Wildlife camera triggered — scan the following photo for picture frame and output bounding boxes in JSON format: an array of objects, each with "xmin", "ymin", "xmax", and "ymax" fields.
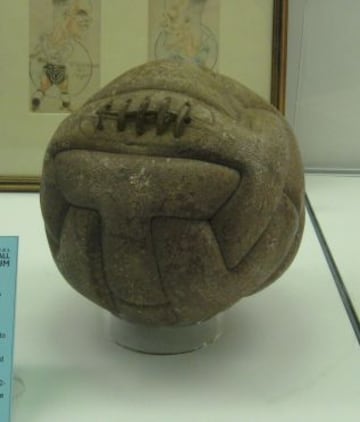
[{"xmin": 0, "ymin": 0, "xmax": 288, "ymax": 192}]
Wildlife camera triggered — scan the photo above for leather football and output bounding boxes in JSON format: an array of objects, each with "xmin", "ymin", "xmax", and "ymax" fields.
[{"xmin": 40, "ymin": 60, "xmax": 305, "ymax": 326}]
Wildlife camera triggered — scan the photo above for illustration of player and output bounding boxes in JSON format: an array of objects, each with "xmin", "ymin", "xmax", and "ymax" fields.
[
  {"xmin": 30, "ymin": 0, "xmax": 93, "ymax": 112},
  {"xmin": 155, "ymin": 0, "xmax": 218, "ymax": 69}
]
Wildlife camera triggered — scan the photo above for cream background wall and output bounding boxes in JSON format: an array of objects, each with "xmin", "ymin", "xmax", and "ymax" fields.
[
  {"xmin": 287, "ymin": 0, "xmax": 360, "ymax": 171},
  {"xmin": 0, "ymin": 0, "xmax": 273, "ymax": 177}
]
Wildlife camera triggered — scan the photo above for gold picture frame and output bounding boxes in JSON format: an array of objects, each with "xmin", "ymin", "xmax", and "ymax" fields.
[{"xmin": 0, "ymin": 0, "xmax": 288, "ymax": 192}]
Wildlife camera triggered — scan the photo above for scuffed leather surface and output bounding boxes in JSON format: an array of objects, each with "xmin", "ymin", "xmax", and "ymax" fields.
[{"xmin": 40, "ymin": 60, "xmax": 305, "ymax": 325}]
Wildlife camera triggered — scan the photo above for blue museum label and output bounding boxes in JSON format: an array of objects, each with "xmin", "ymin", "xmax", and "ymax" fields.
[{"xmin": 0, "ymin": 237, "xmax": 19, "ymax": 422}]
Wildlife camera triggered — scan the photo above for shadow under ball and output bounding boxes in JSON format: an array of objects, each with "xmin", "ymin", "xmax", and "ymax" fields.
[{"xmin": 40, "ymin": 60, "xmax": 305, "ymax": 326}]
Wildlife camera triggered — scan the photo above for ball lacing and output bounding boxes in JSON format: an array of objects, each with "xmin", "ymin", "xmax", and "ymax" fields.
[{"xmin": 95, "ymin": 97, "xmax": 192, "ymax": 138}]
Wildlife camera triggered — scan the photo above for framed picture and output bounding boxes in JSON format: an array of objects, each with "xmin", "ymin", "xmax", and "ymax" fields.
[{"xmin": 0, "ymin": 0, "xmax": 287, "ymax": 192}]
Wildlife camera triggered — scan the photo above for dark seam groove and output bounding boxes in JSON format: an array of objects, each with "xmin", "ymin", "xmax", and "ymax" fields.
[
  {"xmin": 253, "ymin": 206, "xmax": 304, "ymax": 294},
  {"xmin": 150, "ymin": 217, "xmax": 179, "ymax": 323},
  {"xmin": 87, "ymin": 209, "xmax": 120, "ymax": 313},
  {"xmin": 225, "ymin": 192, "xmax": 299, "ymax": 273},
  {"xmin": 53, "ymin": 149, "xmax": 243, "ymax": 175},
  {"xmin": 60, "ymin": 203, "xmax": 172, "ymax": 310},
  {"xmin": 53, "ymin": 150, "xmax": 296, "ymax": 272}
]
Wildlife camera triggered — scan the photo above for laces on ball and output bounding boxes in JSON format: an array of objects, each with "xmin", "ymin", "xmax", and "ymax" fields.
[{"xmin": 95, "ymin": 97, "xmax": 192, "ymax": 138}]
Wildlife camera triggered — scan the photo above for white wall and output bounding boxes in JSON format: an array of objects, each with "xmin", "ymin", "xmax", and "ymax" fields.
[{"xmin": 286, "ymin": 0, "xmax": 360, "ymax": 171}]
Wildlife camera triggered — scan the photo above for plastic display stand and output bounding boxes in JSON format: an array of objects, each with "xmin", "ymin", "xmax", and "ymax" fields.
[{"xmin": 108, "ymin": 314, "xmax": 223, "ymax": 355}]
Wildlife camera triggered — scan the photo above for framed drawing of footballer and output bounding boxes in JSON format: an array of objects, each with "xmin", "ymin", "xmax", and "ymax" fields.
[{"xmin": 0, "ymin": 0, "xmax": 287, "ymax": 191}]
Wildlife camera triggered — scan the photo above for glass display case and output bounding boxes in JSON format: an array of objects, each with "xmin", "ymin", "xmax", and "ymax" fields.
[{"xmin": 0, "ymin": 1, "xmax": 359, "ymax": 421}]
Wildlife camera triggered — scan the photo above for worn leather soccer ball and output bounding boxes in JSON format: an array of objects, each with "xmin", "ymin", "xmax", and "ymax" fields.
[{"xmin": 40, "ymin": 60, "xmax": 305, "ymax": 326}]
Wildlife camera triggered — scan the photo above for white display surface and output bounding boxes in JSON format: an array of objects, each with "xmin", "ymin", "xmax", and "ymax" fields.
[
  {"xmin": 0, "ymin": 192, "xmax": 358, "ymax": 421},
  {"xmin": 287, "ymin": 0, "xmax": 360, "ymax": 171},
  {"xmin": 306, "ymin": 173, "xmax": 360, "ymax": 315}
]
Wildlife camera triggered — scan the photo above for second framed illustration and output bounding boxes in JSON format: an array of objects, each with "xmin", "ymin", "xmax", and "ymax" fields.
[{"xmin": 0, "ymin": 0, "xmax": 287, "ymax": 191}]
